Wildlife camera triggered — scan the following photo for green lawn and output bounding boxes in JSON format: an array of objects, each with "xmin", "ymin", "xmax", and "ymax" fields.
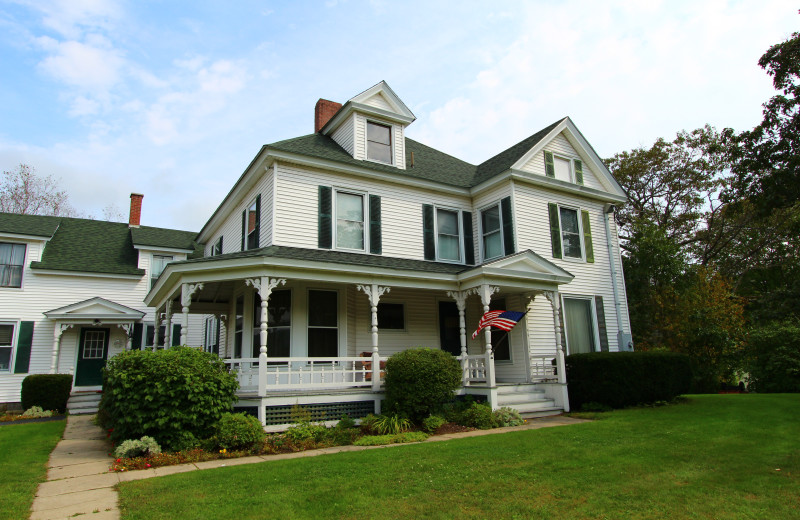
[
  {"xmin": 118, "ymin": 395, "xmax": 800, "ymax": 519},
  {"xmin": 0, "ymin": 419, "xmax": 66, "ymax": 520}
]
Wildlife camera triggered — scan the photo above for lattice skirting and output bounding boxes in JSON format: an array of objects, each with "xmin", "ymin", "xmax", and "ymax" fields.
[{"xmin": 235, "ymin": 400, "xmax": 375, "ymax": 426}]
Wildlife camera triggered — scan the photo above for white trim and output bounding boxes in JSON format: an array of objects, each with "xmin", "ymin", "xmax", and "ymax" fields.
[
  {"xmin": 31, "ymin": 269, "xmax": 143, "ymax": 280},
  {"xmin": 133, "ymin": 245, "xmax": 193, "ymax": 254},
  {"xmin": 0, "ymin": 320, "xmax": 19, "ymax": 373},
  {"xmin": 333, "ymin": 188, "xmax": 368, "ymax": 253},
  {"xmin": 0, "ymin": 232, "xmax": 50, "ymax": 242}
]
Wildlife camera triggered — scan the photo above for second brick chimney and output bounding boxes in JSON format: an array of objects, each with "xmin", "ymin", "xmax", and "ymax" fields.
[
  {"xmin": 315, "ymin": 99, "xmax": 342, "ymax": 133},
  {"xmin": 129, "ymin": 193, "xmax": 144, "ymax": 227}
]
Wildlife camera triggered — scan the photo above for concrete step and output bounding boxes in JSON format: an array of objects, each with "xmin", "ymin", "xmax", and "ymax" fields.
[
  {"xmin": 496, "ymin": 384, "xmax": 545, "ymax": 395},
  {"xmin": 496, "ymin": 392, "xmax": 549, "ymax": 406},
  {"xmin": 519, "ymin": 408, "xmax": 564, "ymax": 419},
  {"xmin": 67, "ymin": 392, "xmax": 102, "ymax": 415}
]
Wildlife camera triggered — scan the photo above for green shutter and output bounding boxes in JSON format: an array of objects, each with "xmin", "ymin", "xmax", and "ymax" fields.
[
  {"xmin": 548, "ymin": 203, "xmax": 562, "ymax": 259},
  {"xmin": 254, "ymin": 194, "xmax": 261, "ymax": 249},
  {"xmin": 544, "ymin": 151, "xmax": 555, "ymax": 178},
  {"xmin": 172, "ymin": 324, "xmax": 182, "ymax": 346},
  {"xmin": 369, "ymin": 194, "xmax": 382, "ymax": 254},
  {"xmin": 318, "ymin": 186, "xmax": 332, "ymax": 249},
  {"xmin": 582, "ymin": 210, "xmax": 594, "ymax": 263},
  {"xmin": 574, "ymin": 159, "xmax": 584, "ymax": 185},
  {"xmin": 13, "ymin": 321, "xmax": 34, "ymax": 374},
  {"xmin": 595, "ymin": 296, "xmax": 609, "ymax": 352},
  {"xmin": 500, "ymin": 196, "xmax": 515, "ymax": 256},
  {"xmin": 422, "ymin": 204, "xmax": 435, "ymax": 260},
  {"xmin": 240, "ymin": 210, "xmax": 246, "ymax": 251},
  {"xmin": 132, "ymin": 323, "xmax": 143, "ymax": 350},
  {"xmin": 462, "ymin": 211, "xmax": 475, "ymax": 265}
]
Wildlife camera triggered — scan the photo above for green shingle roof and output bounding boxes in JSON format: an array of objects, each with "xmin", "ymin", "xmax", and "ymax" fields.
[
  {"xmin": 0, "ymin": 212, "xmax": 201, "ymax": 276},
  {"xmin": 267, "ymin": 120, "xmax": 563, "ymax": 189}
]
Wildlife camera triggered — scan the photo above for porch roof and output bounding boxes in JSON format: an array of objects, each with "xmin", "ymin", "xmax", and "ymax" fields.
[
  {"xmin": 44, "ymin": 296, "xmax": 145, "ymax": 323},
  {"xmin": 146, "ymin": 245, "xmax": 573, "ymax": 308}
]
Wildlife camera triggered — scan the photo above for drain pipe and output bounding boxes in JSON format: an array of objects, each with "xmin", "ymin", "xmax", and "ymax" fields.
[{"xmin": 603, "ymin": 204, "xmax": 632, "ymax": 351}]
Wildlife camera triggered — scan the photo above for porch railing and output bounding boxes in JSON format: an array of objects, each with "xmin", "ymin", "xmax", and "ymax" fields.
[
  {"xmin": 458, "ymin": 352, "xmax": 496, "ymax": 387},
  {"xmin": 225, "ymin": 355, "xmax": 384, "ymax": 394},
  {"xmin": 529, "ymin": 354, "xmax": 558, "ymax": 382}
]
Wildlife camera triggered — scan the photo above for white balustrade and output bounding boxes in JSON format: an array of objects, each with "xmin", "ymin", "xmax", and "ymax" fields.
[
  {"xmin": 529, "ymin": 354, "xmax": 558, "ymax": 381},
  {"xmin": 459, "ymin": 354, "xmax": 489, "ymax": 384}
]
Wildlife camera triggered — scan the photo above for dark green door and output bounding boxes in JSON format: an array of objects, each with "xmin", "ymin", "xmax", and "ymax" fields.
[
  {"xmin": 75, "ymin": 327, "xmax": 110, "ymax": 386},
  {"xmin": 438, "ymin": 302, "xmax": 461, "ymax": 356}
]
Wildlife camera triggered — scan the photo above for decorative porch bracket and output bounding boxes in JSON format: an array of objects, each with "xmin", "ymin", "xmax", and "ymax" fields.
[
  {"xmin": 544, "ymin": 290, "xmax": 567, "ymax": 384},
  {"xmin": 478, "ymin": 284, "xmax": 499, "ymax": 388},
  {"xmin": 446, "ymin": 288, "xmax": 476, "ymax": 386},
  {"xmin": 180, "ymin": 283, "xmax": 204, "ymax": 346},
  {"xmin": 50, "ymin": 323, "xmax": 73, "ymax": 374},
  {"xmin": 357, "ymin": 284, "xmax": 390, "ymax": 391}
]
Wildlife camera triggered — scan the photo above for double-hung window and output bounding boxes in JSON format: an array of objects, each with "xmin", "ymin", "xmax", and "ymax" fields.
[
  {"xmin": 481, "ymin": 205, "xmax": 504, "ymax": 260},
  {"xmin": 544, "ymin": 151, "xmax": 584, "ymax": 185},
  {"xmin": 308, "ymin": 290, "xmax": 338, "ymax": 357},
  {"xmin": 204, "ymin": 317, "xmax": 220, "ymax": 355},
  {"xmin": 0, "ymin": 242, "xmax": 25, "ymax": 288},
  {"xmin": 246, "ymin": 200, "xmax": 259, "ymax": 250},
  {"xmin": 211, "ymin": 236, "xmax": 223, "ymax": 256},
  {"xmin": 548, "ymin": 203, "xmax": 594, "ymax": 262},
  {"xmin": 150, "ymin": 255, "xmax": 173, "ymax": 288},
  {"xmin": 336, "ymin": 191, "xmax": 365, "ymax": 251},
  {"xmin": 559, "ymin": 207, "xmax": 583, "ymax": 259},
  {"xmin": 436, "ymin": 208, "xmax": 461, "ymax": 262},
  {"xmin": 366, "ymin": 121, "xmax": 392, "ymax": 164},
  {"xmin": 0, "ymin": 323, "xmax": 14, "ymax": 371},
  {"xmin": 252, "ymin": 290, "xmax": 291, "ymax": 358},
  {"xmin": 563, "ymin": 297, "xmax": 597, "ymax": 354},
  {"xmin": 143, "ymin": 323, "xmax": 166, "ymax": 349},
  {"xmin": 377, "ymin": 303, "xmax": 405, "ymax": 330}
]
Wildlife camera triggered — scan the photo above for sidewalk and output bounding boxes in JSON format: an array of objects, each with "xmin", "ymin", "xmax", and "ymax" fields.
[{"xmin": 31, "ymin": 414, "xmax": 588, "ymax": 519}]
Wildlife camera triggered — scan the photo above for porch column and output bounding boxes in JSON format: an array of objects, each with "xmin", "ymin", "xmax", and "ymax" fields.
[
  {"xmin": 120, "ymin": 323, "xmax": 133, "ymax": 351},
  {"xmin": 245, "ymin": 277, "xmax": 286, "ymax": 426},
  {"xmin": 50, "ymin": 322, "xmax": 72, "ymax": 374},
  {"xmin": 163, "ymin": 300, "xmax": 173, "ymax": 348},
  {"xmin": 447, "ymin": 289, "xmax": 475, "ymax": 386},
  {"xmin": 357, "ymin": 284, "xmax": 390, "ymax": 391},
  {"xmin": 545, "ymin": 291, "xmax": 567, "ymax": 385},
  {"xmin": 180, "ymin": 283, "xmax": 204, "ymax": 346},
  {"xmin": 479, "ymin": 284, "xmax": 499, "ymax": 388}
]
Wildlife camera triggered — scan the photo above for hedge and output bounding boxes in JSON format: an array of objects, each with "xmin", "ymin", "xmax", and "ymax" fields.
[
  {"xmin": 21, "ymin": 374, "xmax": 73, "ymax": 413},
  {"xmin": 745, "ymin": 323, "xmax": 800, "ymax": 393},
  {"xmin": 566, "ymin": 351, "xmax": 692, "ymax": 410},
  {"xmin": 100, "ymin": 347, "xmax": 238, "ymax": 451}
]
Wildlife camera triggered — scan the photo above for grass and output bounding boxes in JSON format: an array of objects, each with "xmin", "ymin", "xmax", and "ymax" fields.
[
  {"xmin": 0, "ymin": 419, "xmax": 66, "ymax": 520},
  {"xmin": 118, "ymin": 394, "xmax": 800, "ymax": 519}
]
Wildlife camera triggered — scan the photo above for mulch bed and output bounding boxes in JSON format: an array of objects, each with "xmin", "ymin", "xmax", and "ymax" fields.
[{"xmin": 433, "ymin": 423, "xmax": 476, "ymax": 435}]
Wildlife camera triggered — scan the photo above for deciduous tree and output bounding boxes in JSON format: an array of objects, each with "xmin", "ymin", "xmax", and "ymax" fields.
[{"xmin": 0, "ymin": 163, "xmax": 77, "ymax": 216}]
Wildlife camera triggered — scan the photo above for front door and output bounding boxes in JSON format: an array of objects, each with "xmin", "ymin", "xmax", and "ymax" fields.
[
  {"xmin": 438, "ymin": 302, "xmax": 461, "ymax": 356},
  {"xmin": 75, "ymin": 327, "xmax": 110, "ymax": 387}
]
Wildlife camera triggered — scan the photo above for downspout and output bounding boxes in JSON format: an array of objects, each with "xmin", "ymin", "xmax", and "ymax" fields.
[{"xmin": 603, "ymin": 204, "xmax": 632, "ymax": 351}]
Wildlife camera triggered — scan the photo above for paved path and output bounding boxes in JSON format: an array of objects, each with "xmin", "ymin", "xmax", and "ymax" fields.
[{"xmin": 31, "ymin": 414, "xmax": 588, "ymax": 519}]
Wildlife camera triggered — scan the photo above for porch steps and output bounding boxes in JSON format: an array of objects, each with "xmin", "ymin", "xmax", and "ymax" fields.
[
  {"xmin": 67, "ymin": 391, "xmax": 102, "ymax": 415},
  {"xmin": 495, "ymin": 384, "xmax": 563, "ymax": 418}
]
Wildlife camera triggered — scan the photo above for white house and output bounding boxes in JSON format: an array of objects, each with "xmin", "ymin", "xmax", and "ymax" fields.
[
  {"xmin": 145, "ymin": 81, "xmax": 633, "ymax": 429},
  {"xmin": 0, "ymin": 196, "xmax": 205, "ymax": 411}
]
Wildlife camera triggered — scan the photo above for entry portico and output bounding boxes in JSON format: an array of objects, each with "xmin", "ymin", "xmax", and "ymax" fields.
[{"xmin": 145, "ymin": 245, "xmax": 574, "ymax": 427}]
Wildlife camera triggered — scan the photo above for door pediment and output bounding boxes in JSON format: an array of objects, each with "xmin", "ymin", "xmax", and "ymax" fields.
[{"xmin": 44, "ymin": 297, "xmax": 145, "ymax": 322}]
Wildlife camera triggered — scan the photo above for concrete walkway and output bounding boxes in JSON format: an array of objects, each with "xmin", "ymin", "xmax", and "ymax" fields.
[{"xmin": 31, "ymin": 414, "xmax": 588, "ymax": 519}]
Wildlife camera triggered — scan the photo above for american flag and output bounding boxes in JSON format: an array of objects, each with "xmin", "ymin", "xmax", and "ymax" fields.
[{"xmin": 471, "ymin": 310, "xmax": 527, "ymax": 339}]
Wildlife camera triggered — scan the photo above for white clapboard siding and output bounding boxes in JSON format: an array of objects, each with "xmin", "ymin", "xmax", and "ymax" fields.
[
  {"xmin": 513, "ymin": 183, "xmax": 631, "ymax": 351},
  {"xmin": 0, "ymin": 243, "xmax": 205, "ymax": 402},
  {"xmin": 204, "ymin": 168, "xmax": 274, "ymax": 256},
  {"xmin": 273, "ymin": 163, "xmax": 471, "ymax": 259},
  {"xmin": 519, "ymin": 132, "xmax": 605, "ymax": 191},
  {"xmin": 331, "ymin": 114, "xmax": 356, "ymax": 156}
]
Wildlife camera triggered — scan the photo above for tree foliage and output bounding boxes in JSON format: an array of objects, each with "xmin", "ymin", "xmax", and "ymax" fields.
[{"xmin": 0, "ymin": 164, "xmax": 77, "ymax": 216}]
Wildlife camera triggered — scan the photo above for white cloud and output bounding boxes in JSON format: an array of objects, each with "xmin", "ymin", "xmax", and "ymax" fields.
[
  {"xmin": 26, "ymin": 0, "xmax": 122, "ymax": 39},
  {"xmin": 37, "ymin": 35, "xmax": 123, "ymax": 90}
]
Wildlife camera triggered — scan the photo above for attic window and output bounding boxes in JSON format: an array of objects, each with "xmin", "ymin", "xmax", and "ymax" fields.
[{"xmin": 366, "ymin": 121, "xmax": 392, "ymax": 164}]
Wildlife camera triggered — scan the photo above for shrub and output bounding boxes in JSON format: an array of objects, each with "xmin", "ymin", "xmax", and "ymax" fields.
[
  {"xmin": 371, "ymin": 414, "xmax": 411, "ymax": 435},
  {"xmin": 336, "ymin": 414, "xmax": 356, "ymax": 430},
  {"xmin": 21, "ymin": 374, "xmax": 73, "ymax": 413},
  {"xmin": 459, "ymin": 402, "xmax": 495, "ymax": 429},
  {"xmin": 492, "ymin": 407, "xmax": 524, "ymax": 427},
  {"xmin": 100, "ymin": 347, "xmax": 238, "ymax": 451},
  {"xmin": 359, "ymin": 414, "xmax": 379, "ymax": 434},
  {"xmin": 383, "ymin": 348, "xmax": 462, "ymax": 423},
  {"xmin": 114, "ymin": 436, "xmax": 161, "ymax": 459},
  {"xmin": 745, "ymin": 322, "xmax": 800, "ymax": 393},
  {"xmin": 23, "ymin": 406, "xmax": 53, "ymax": 418},
  {"xmin": 566, "ymin": 351, "xmax": 692, "ymax": 410},
  {"xmin": 285, "ymin": 421, "xmax": 327, "ymax": 443},
  {"xmin": 212, "ymin": 413, "xmax": 266, "ymax": 451},
  {"xmin": 422, "ymin": 414, "xmax": 446, "ymax": 433},
  {"xmin": 353, "ymin": 432, "xmax": 428, "ymax": 446}
]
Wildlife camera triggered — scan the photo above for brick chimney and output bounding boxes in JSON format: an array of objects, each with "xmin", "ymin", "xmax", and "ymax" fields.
[
  {"xmin": 315, "ymin": 99, "xmax": 342, "ymax": 133},
  {"xmin": 129, "ymin": 193, "xmax": 144, "ymax": 227}
]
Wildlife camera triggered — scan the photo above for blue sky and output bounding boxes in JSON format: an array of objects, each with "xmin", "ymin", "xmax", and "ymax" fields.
[{"xmin": 0, "ymin": 0, "xmax": 796, "ymax": 230}]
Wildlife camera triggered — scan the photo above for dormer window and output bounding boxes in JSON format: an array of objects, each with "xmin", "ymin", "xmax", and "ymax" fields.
[
  {"xmin": 544, "ymin": 151, "xmax": 584, "ymax": 185},
  {"xmin": 366, "ymin": 121, "xmax": 392, "ymax": 164}
]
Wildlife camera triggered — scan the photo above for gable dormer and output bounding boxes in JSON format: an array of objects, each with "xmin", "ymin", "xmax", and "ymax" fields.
[{"xmin": 319, "ymin": 81, "xmax": 416, "ymax": 170}]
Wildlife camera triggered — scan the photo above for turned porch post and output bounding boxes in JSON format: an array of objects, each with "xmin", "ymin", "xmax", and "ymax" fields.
[
  {"xmin": 245, "ymin": 277, "xmax": 286, "ymax": 404},
  {"xmin": 163, "ymin": 300, "xmax": 173, "ymax": 348},
  {"xmin": 50, "ymin": 323, "xmax": 71, "ymax": 374},
  {"xmin": 545, "ymin": 291, "xmax": 567, "ymax": 385},
  {"xmin": 479, "ymin": 284, "xmax": 499, "ymax": 387},
  {"xmin": 180, "ymin": 283, "xmax": 204, "ymax": 346},
  {"xmin": 447, "ymin": 289, "xmax": 474, "ymax": 386},
  {"xmin": 357, "ymin": 284, "xmax": 390, "ymax": 391}
]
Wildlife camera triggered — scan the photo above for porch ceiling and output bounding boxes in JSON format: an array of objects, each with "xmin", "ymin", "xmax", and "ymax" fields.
[{"xmin": 146, "ymin": 246, "xmax": 573, "ymax": 309}]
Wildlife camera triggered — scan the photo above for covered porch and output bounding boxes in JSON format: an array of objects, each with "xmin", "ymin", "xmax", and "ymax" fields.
[{"xmin": 145, "ymin": 246, "xmax": 574, "ymax": 426}]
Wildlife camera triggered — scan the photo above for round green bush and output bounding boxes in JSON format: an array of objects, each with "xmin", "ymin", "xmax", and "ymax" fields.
[
  {"xmin": 492, "ymin": 407, "xmax": 524, "ymax": 427},
  {"xmin": 100, "ymin": 347, "xmax": 238, "ymax": 451},
  {"xmin": 212, "ymin": 412, "xmax": 266, "ymax": 451},
  {"xmin": 459, "ymin": 402, "xmax": 496, "ymax": 429},
  {"xmin": 21, "ymin": 374, "xmax": 73, "ymax": 413},
  {"xmin": 383, "ymin": 348, "xmax": 461, "ymax": 423}
]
